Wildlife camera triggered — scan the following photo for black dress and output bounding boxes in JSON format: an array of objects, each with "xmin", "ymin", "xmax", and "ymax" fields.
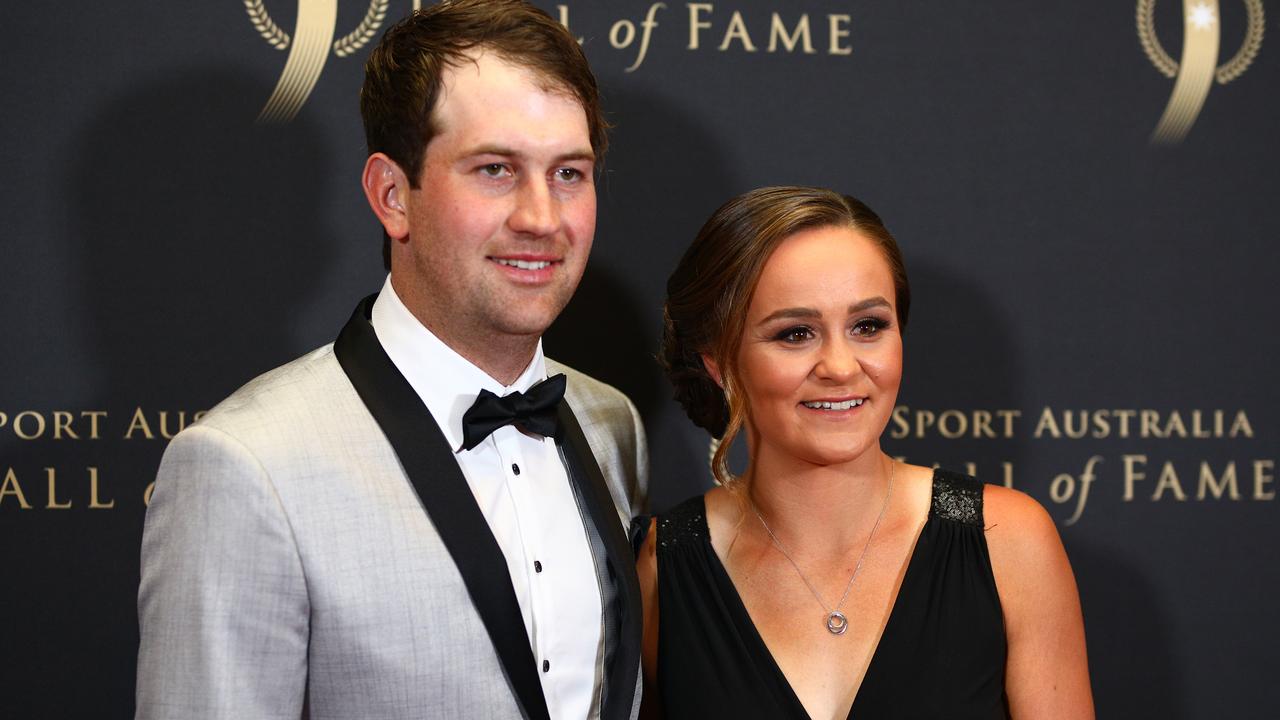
[{"xmin": 648, "ymin": 469, "xmax": 1008, "ymax": 719}]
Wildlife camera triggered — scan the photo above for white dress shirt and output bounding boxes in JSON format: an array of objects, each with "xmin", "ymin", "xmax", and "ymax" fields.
[{"xmin": 371, "ymin": 276, "xmax": 604, "ymax": 719}]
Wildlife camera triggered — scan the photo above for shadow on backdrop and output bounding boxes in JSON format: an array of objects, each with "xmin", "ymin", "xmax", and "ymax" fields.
[
  {"xmin": 72, "ymin": 69, "xmax": 336, "ymax": 402},
  {"xmin": 1070, "ymin": 541, "xmax": 1188, "ymax": 719},
  {"xmin": 888, "ymin": 259, "xmax": 1030, "ymax": 489},
  {"xmin": 545, "ymin": 83, "xmax": 739, "ymax": 512},
  {"xmin": 891, "ymin": 260, "xmax": 1185, "ymax": 715},
  {"xmin": 1, "ymin": 67, "xmax": 337, "ymax": 719}
]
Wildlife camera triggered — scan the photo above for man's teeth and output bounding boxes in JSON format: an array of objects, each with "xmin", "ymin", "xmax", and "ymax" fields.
[
  {"xmin": 495, "ymin": 259, "xmax": 551, "ymax": 270},
  {"xmin": 803, "ymin": 399, "xmax": 864, "ymax": 410}
]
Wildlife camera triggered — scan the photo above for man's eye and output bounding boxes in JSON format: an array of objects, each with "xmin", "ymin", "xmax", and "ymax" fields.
[
  {"xmin": 480, "ymin": 163, "xmax": 509, "ymax": 178},
  {"xmin": 852, "ymin": 318, "xmax": 890, "ymax": 336},
  {"xmin": 774, "ymin": 326, "xmax": 814, "ymax": 343},
  {"xmin": 555, "ymin": 167, "xmax": 583, "ymax": 182}
]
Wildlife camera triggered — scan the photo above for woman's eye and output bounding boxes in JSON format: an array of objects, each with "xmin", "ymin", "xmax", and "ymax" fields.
[
  {"xmin": 774, "ymin": 326, "xmax": 814, "ymax": 343},
  {"xmin": 852, "ymin": 318, "xmax": 890, "ymax": 336}
]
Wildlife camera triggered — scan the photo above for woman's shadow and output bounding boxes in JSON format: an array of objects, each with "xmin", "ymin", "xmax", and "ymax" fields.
[
  {"xmin": 1071, "ymin": 541, "xmax": 1189, "ymax": 718},
  {"xmin": 884, "ymin": 260, "xmax": 1188, "ymax": 716}
]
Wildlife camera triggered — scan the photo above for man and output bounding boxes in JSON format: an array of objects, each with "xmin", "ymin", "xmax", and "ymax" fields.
[{"xmin": 135, "ymin": 2, "xmax": 647, "ymax": 718}]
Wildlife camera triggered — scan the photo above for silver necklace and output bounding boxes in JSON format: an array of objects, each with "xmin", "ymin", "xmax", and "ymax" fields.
[{"xmin": 750, "ymin": 460, "xmax": 895, "ymax": 636}]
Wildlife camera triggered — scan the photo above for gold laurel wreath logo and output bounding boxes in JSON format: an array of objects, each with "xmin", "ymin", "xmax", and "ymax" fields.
[
  {"xmin": 336, "ymin": 0, "xmax": 391, "ymax": 57},
  {"xmin": 244, "ymin": 0, "xmax": 405, "ymax": 123},
  {"xmin": 245, "ymin": 0, "xmax": 292, "ymax": 49},
  {"xmin": 1136, "ymin": 0, "xmax": 1265, "ymax": 143}
]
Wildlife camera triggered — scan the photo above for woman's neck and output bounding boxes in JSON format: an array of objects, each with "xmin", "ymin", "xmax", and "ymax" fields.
[{"xmin": 743, "ymin": 447, "xmax": 895, "ymax": 553}]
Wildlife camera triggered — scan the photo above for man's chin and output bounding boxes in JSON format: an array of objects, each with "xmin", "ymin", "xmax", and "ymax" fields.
[
  {"xmin": 490, "ymin": 294, "xmax": 573, "ymax": 332},
  {"xmin": 489, "ymin": 309, "xmax": 565, "ymax": 340}
]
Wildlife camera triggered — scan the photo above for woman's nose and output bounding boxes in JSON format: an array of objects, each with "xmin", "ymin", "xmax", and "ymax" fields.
[{"xmin": 813, "ymin": 339, "xmax": 861, "ymax": 382}]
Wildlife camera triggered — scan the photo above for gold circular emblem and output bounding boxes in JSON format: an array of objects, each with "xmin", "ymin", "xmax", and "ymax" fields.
[
  {"xmin": 1137, "ymin": 0, "xmax": 1265, "ymax": 84},
  {"xmin": 244, "ymin": 0, "xmax": 390, "ymax": 57}
]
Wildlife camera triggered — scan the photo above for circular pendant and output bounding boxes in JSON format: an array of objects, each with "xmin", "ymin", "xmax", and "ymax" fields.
[{"xmin": 826, "ymin": 611, "xmax": 849, "ymax": 635}]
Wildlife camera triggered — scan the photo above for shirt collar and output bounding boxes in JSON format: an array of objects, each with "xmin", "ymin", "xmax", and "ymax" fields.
[{"xmin": 369, "ymin": 274, "xmax": 547, "ymax": 452}]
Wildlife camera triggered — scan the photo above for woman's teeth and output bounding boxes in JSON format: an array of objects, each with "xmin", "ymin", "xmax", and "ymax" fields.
[{"xmin": 803, "ymin": 399, "xmax": 864, "ymax": 410}]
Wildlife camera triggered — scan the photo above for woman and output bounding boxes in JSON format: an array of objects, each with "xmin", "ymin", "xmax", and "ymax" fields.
[{"xmin": 637, "ymin": 187, "xmax": 1093, "ymax": 719}]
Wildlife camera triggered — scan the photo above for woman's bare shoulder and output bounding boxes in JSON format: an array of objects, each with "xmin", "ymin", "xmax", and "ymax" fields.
[
  {"xmin": 980, "ymin": 483, "xmax": 1080, "ymax": 636},
  {"xmin": 981, "ymin": 485, "xmax": 1094, "ymax": 715},
  {"xmin": 982, "ymin": 483, "xmax": 1062, "ymax": 558},
  {"xmin": 703, "ymin": 485, "xmax": 735, "ymax": 522}
]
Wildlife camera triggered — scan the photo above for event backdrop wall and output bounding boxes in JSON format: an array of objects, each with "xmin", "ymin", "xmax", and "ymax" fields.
[{"xmin": 1, "ymin": 1, "xmax": 1276, "ymax": 717}]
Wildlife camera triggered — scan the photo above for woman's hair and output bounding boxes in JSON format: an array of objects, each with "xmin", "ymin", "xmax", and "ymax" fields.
[{"xmin": 660, "ymin": 186, "xmax": 910, "ymax": 486}]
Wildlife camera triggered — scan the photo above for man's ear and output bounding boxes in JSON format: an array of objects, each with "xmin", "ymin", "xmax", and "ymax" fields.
[
  {"xmin": 362, "ymin": 153, "xmax": 411, "ymax": 241},
  {"xmin": 700, "ymin": 353, "xmax": 724, "ymax": 389}
]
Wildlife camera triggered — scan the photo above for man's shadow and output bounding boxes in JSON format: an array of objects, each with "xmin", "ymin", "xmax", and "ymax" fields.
[
  {"xmin": 70, "ymin": 69, "xmax": 338, "ymax": 402},
  {"xmin": 19, "ymin": 67, "xmax": 338, "ymax": 720},
  {"xmin": 545, "ymin": 85, "xmax": 741, "ymax": 512}
]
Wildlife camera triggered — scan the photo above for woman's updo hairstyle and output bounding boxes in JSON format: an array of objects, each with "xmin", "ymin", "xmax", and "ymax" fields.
[{"xmin": 661, "ymin": 186, "xmax": 909, "ymax": 486}]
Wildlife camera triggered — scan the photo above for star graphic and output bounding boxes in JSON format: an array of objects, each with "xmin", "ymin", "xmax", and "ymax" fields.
[{"xmin": 1188, "ymin": 2, "xmax": 1218, "ymax": 30}]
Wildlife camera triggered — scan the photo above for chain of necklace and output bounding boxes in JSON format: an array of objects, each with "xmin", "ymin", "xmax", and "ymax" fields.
[{"xmin": 750, "ymin": 460, "xmax": 895, "ymax": 636}]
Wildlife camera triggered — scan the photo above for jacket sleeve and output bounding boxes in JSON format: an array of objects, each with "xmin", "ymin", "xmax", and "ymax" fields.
[
  {"xmin": 623, "ymin": 394, "xmax": 650, "ymax": 517},
  {"xmin": 136, "ymin": 424, "xmax": 309, "ymax": 720}
]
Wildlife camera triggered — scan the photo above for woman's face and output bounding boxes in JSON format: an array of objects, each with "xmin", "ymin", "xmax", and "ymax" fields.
[{"xmin": 733, "ymin": 224, "xmax": 903, "ymax": 469}]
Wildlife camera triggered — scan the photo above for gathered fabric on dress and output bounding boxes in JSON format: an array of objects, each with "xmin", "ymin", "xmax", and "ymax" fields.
[{"xmin": 642, "ymin": 469, "xmax": 1008, "ymax": 720}]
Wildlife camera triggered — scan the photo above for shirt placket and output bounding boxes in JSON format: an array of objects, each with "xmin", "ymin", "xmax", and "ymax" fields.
[{"xmin": 492, "ymin": 428, "xmax": 561, "ymax": 716}]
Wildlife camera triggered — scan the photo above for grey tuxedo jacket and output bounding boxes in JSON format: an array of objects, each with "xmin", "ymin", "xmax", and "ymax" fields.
[{"xmin": 136, "ymin": 298, "xmax": 648, "ymax": 720}]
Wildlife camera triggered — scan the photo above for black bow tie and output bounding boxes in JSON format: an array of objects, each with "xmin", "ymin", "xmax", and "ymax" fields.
[{"xmin": 459, "ymin": 373, "xmax": 566, "ymax": 452}]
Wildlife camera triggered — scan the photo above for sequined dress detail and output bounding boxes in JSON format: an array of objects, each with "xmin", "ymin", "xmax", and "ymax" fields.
[{"xmin": 648, "ymin": 469, "xmax": 1008, "ymax": 719}]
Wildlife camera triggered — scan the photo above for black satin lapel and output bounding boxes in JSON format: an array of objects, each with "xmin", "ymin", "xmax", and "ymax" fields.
[
  {"xmin": 556, "ymin": 403, "xmax": 643, "ymax": 720},
  {"xmin": 334, "ymin": 295, "xmax": 550, "ymax": 720}
]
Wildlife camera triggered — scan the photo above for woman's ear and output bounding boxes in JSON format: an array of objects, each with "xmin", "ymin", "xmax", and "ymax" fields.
[{"xmin": 700, "ymin": 353, "xmax": 724, "ymax": 389}]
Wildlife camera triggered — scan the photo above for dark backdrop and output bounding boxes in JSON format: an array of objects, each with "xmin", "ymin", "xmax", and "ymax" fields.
[{"xmin": 1, "ymin": 1, "xmax": 1276, "ymax": 717}]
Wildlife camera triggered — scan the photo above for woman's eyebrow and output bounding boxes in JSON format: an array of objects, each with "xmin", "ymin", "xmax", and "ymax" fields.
[
  {"xmin": 758, "ymin": 296, "xmax": 891, "ymax": 325},
  {"xmin": 758, "ymin": 307, "xmax": 820, "ymax": 324},
  {"xmin": 849, "ymin": 297, "xmax": 891, "ymax": 314}
]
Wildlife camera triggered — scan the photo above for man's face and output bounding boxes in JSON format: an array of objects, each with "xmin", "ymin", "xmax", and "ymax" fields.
[{"xmin": 394, "ymin": 51, "xmax": 596, "ymax": 348}]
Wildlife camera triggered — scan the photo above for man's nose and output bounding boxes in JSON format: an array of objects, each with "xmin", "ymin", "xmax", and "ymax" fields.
[{"xmin": 508, "ymin": 178, "xmax": 557, "ymax": 237}]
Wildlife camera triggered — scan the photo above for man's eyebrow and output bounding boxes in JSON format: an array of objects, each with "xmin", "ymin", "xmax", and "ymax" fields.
[
  {"xmin": 459, "ymin": 145, "xmax": 595, "ymax": 164},
  {"xmin": 555, "ymin": 150, "xmax": 596, "ymax": 164},
  {"xmin": 460, "ymin": 144, "xmax": 519, "ymax": 159},
  {"xmin": 757, "ymin": 297, "xmax": 892, "ymax": 324}
]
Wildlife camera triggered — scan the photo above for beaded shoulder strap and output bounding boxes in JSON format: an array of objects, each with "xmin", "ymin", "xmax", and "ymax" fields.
[
  {"xmin": 930, "ymin": 469, "xmax": 986, "ymax": 528},
  {"xmin": 656, "ymin": 495, "xmax": 710, "ymax": 549}
]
